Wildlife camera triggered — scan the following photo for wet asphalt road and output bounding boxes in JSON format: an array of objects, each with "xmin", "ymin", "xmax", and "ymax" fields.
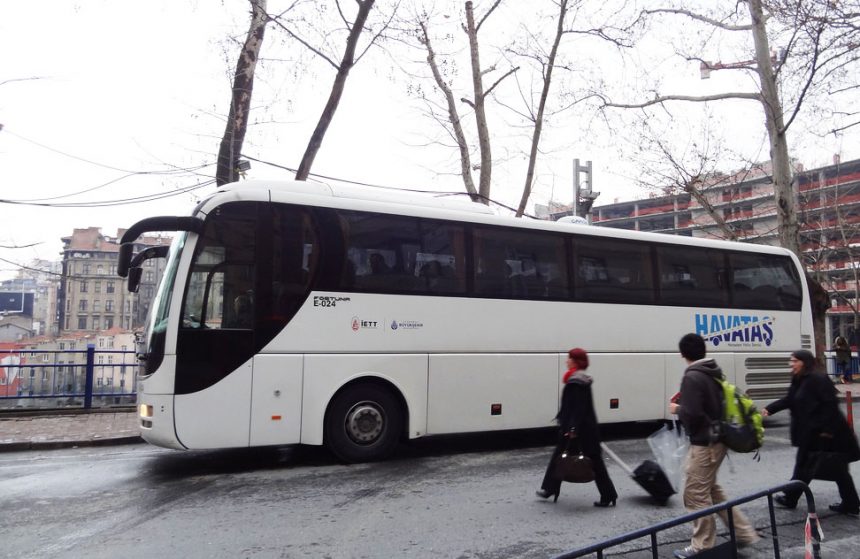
[{"xmin": 2, "ymin": 417, "xmax": 860, "ymax": 559}]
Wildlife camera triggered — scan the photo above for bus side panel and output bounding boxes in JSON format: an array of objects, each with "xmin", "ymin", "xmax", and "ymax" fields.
[
  {"xmin": 300, "ymin": 354, "xmax": 428, "ymax": 446},
  {"xmin": 427, "ymin": 354, "xmax": 557, "ymax": 434},
  {"xmin": 174, "ymin": 360, "xmax": 253, "ymax": 449},
  {"xmin": 249, "ymin": 354, "xmax": 303, "ymax": 447},
  {"xmin": 588, "ymin": 354, "xmax": 668, "ymax": 423}
]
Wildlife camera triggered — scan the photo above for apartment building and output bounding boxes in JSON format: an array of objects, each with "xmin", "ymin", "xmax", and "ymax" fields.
[
  {"xmin": 3, "ymin": 330, "xmax": 137, "ymax": 409},
  {"xmin": 536, "ymin": 157, "xmax": 860, "ymax": 343},
  {"xmin": 58, "ymin": 227, "xmax": 170, "ymax": 334},
  {"xmin": 1, "ymin": 259, "xmax": 61, "ymax": 338}
]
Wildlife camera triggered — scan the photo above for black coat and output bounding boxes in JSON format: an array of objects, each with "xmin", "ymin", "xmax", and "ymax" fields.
[
  {"xmin": 765, "ymin": 370, "xmax": 860, "ymax": 459},
  {"xmin": 556, "ymin": 378, "xmax": 602, "ymax": 456}
]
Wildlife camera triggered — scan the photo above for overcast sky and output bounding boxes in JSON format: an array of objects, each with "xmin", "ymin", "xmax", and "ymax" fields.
[{"xmin": 1, "ymin": 0, "xmax": 857, "ymax": 282}]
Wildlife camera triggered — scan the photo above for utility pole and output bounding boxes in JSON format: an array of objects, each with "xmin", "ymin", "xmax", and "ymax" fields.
[{"xmin": 573, "ymin": 159, "xmax": 599, "ymax": 223}]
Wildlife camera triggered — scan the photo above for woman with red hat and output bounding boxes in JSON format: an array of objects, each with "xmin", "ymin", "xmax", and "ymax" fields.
[{"xmin": 536, "ymin": 348, "xmax": 618, "ymax": 506}]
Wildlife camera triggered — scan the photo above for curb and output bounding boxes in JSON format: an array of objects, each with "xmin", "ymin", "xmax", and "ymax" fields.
[{"xmin": 0, "ymin": 435, "xmax": 143, "ymax": 453}]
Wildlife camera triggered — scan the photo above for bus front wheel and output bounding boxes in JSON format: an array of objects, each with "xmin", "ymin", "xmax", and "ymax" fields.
[{"xmin": 325, "ymin": 384, "xmax": 403, "ymax": 463}]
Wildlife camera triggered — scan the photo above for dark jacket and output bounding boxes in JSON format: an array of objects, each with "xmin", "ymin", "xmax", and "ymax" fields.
[
  {"xmin": 557, "ymin": 376, "xmax": 601, "ymax": 455},
  {"xmin": 765, "ymin": 369, "xmax": 860, "ymax": 459},
  {"xmin": 835, "ymin": 338, "xmax": 851, "ymax": 365},
  {"xmin": 677, "ymin": 358, "xmax": 723, "ymax": 446}
]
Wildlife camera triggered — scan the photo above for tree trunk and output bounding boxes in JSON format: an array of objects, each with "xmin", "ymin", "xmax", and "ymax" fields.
[
  {"xmin": 749, "ymin": 0, "xmax": 799, "ymax": 256},
  {"xmin": 465, "ymin": 1, "xmax": 492, "ymax": 204},
  {"xmin": 418, "ymin": 21, "xmax": 479, "ymax": 200},
  {"xmin": 216, "ymin": 0, "xmax": 268, "ymax": 186},
  {"xmin": 295, "ymin": 0, "xmax": 375, "ymax": 181},
  {"xmin": 749, "ymin": 0, "xmax": 826, "ymax": 358},
  {"xmin": 515, "ymin": 0, "xmax": 567, "ymax": 217}
]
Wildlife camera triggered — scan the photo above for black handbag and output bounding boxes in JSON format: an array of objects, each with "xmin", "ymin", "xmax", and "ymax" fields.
[
  {"xmin": 555, "ymin": 429, "xmax": 595, "ymax": 483},
  {"xmin": 805, "ymin": 450, "xmax": 849, "ymax": 482}
]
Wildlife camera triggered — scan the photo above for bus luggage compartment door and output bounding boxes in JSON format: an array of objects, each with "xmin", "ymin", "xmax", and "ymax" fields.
[{"xmin": 250, "ymin": 354, "xmax": 303, "ymax": 446}]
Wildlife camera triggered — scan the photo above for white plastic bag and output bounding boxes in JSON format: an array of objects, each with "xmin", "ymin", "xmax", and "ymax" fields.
[{"xmin": 647, "ymin": 421, "xmax": 689, "ymax": 492}]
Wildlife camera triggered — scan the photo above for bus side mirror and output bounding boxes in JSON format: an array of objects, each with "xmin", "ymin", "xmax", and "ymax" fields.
[{"xmin": 127, "ymin": 267, "xmax": 143, "ymax": 293}]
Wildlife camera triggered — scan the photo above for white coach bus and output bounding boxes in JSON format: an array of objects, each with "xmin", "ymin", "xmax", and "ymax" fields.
[{"xmin": 118, "ymin": 180, "xmax": 811, "ymax": 462}]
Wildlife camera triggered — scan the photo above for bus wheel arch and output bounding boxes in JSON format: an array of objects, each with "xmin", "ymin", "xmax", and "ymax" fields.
[{"xmin": 323, "ymin": 378, "xmax": 407, "ymax": 463}]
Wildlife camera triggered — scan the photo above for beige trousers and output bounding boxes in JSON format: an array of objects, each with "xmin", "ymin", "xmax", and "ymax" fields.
[{"xmin": 684, "ymin": 443, "xmax": 759, "ymax": 551}]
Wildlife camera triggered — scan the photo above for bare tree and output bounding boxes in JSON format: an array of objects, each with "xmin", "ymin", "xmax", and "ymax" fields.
[
  {"xmin": 411, "ymin": 1, "xmax": 517, "ymax": 205},
  {"xmin": 606, "ymin": 1, "xmax": 800, "ymax": 253},
  {"xmin": 602, "ymin": 0, "xmax": 859, "ymax": 357},
  {"xmin": 415, "ymin": 17, "xmax": 479, "ymax": 200},
  {"xmin": 631, "ymin": 117, "xmax": 739, "ymax": 240},
  {"xmin": 511, "ymin": 0, "xmax": 568, "ymax": 216},
  {"xmin": 216, "ymin": 0, "xmax": 269, "ymax": 186},
  {"xmin": 271, "ymin": 0, "xmax": 395, "ymax": 181},
  {"xmin": 504, "ymin": 0, "xmax": 632, "ymax": 216}
]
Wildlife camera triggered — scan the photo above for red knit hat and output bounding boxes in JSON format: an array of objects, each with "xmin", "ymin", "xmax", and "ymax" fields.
[{"xmin": 568, "ymin": 348, "xmax": 589, "ymax": 370}]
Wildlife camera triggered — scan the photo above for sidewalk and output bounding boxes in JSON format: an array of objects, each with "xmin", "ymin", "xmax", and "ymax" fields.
[{"xmin": 0, "ymin": 409, "xmax": 141, "ymax": 452}]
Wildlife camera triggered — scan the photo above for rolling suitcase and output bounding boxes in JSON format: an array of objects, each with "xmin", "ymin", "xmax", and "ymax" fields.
[{"xmin": 601, "ymin": 442, "xmax": 676, "ymax": 505}]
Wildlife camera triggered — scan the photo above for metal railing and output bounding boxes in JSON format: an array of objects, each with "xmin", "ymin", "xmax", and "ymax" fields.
[
  {"xmin": 0, "ymin": 345, "xmax": 137, "ymax": 410},
  {"xmin": 553, "ymin": 480, "xmax": 820, "ymax": 559},
  {"xmin": 825, "ymin": 353, "xmax": 859, "ymax": 382}
]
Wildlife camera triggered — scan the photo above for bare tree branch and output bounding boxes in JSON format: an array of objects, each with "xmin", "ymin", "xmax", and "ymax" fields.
[
  {"xmin": 605, "ymin": 92, "xmax": 762, "ymax": 109},
  {"xmin": 642, "ymin": 7, "xmax": 754, "ymax": 31}
]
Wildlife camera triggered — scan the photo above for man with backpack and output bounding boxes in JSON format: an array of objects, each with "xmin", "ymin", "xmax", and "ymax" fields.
[{"xmin": 668, "ymin": 333, "xmax": 761, "ymax": 559}]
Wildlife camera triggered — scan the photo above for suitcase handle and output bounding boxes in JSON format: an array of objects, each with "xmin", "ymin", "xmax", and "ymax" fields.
[{"xmin": 600, "ymin": 442, "xmax": 634, "ymax": 475}]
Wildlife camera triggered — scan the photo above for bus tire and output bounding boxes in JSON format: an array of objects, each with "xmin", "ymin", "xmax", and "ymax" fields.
[{"xmin": 324, "ymin": 384, "xmax": 403, "ymax": 463}]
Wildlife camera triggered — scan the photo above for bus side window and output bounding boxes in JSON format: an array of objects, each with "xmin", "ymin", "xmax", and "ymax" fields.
[{"xmin": 574, "ymin": 238, "xmax": 654, "ymax": 304}]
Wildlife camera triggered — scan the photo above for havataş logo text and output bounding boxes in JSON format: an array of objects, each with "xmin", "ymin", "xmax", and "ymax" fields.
[{"xmin": 695, "ymin": 313, "xmax": 774, "ymax": 347}]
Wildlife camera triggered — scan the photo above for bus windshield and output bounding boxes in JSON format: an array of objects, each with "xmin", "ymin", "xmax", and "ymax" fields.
[{"xmin": 140, "ymin": 232, "xmax": 187, "ymax": 376}]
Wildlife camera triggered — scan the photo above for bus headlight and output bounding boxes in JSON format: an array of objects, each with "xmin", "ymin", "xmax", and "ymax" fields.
[{"xmin": 139, "ymin": 404, "xmax": 153, "ymax": 419}]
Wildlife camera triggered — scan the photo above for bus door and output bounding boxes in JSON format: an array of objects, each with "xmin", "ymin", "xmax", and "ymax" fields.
[{"xmin": 173, "ymin": 203, "xmax": 259, "ymax": 449}]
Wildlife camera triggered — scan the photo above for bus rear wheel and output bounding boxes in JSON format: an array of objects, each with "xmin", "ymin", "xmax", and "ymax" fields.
[{"xmin": 325, "ymin": 384, "xmax": 403, "ymax": 463}]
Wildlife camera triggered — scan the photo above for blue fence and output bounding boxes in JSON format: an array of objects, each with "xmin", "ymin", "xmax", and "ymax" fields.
[
  {"xmin": 824, "ymin": 353, "xmax": 860, "ymax": 382},
  {"xmin": 0, "ymin": 345, "xmax": 137, "ymax": 410}
]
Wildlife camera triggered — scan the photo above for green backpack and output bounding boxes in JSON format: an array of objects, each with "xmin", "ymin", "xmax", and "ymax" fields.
[{"xmin": 713, "ymin": 378, "xmax": 764, "ymax": 454}]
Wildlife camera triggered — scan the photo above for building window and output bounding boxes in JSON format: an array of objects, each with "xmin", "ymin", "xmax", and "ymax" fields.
[
  {"xmin": 97, "ymin": 265, "xmax": 104, "ymax": 275},
  {"xmin": 145, "ymin": 271, "xmax": 154, "ymax": 282},
  {"xmin": 105, "ymin": 300, "xmax": 113, "ymax": 312},
  {"xmin": 93, "ymin": 300, "xmax": 101, "ymax": 312},
  {"xmin": 80, "ymin": 281, "xmax": 88, "ymax": 293},
  {"xmin": 42, "ymin": 370, "xmax": 48, "ymax": 381},
  {"xmin": 92, "ymin": 317, "xmax": 100, "ymax": 330},
  {"xmin": 78, "ymin": 316, "xmax": 87, "ymax": 329},
  {"xmin": 95, "ymin": 282, "xmax": 101, "ymax": 293},
  {"xmin": 83, "ymin": 263, "xmax": 90, "ymax": 275},
  {"xmin": 105, "ymin": 317, "xmax": 114, "ymax": 329},
  {"xmin": 97, "ymin": 378, "xmax": 103, "ymax": 387},
  {"xmin": 106, "ymin": 282, "xmax": 115, "ymax": 294},
  {"xmin": 108, "ymin": 355, "xmax": 114, "ymax": 364},
  {"xmin": 98, "ymin": 338, "xmax": 105, "ymax": 348},
  {"xmin": 106, "ymin": 377, "xmax": 113, "ymax": 386},
  {"xmin": 98, "ymin": 355, "xmax": 104, "ymax": 363},
  {"xmin": 59, "ymin": 342, "xmax": 65, "ymax": 350},
  {"xmin": 79, "ymin": 300, "xmax": 87, "ymax": 311}
]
